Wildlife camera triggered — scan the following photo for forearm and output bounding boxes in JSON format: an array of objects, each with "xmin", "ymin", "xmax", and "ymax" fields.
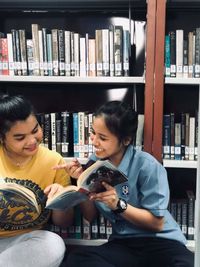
[{"xmin": 120, "ymin": 204, "xmax": 164, "ymax": 232}]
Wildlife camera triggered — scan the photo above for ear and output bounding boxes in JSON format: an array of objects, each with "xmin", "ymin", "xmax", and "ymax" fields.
[{"xmin": 123, "ymin": 137, "xmax": 132, "ymax": 146}]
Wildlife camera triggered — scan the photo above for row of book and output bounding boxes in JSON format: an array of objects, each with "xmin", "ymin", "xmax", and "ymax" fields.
[
  {"xmin": 0, "ymin": 23, "xmax": 132, "ymax": 77},
  {"xmin": 49, "ymin": 208, "xmax": 112, "ymax": 240},
  {"xmin": 37, "ymin": 111, "xmax": 144, "ymax": 158},
  {"xmin": 169, "ymin": 190, "xmax": 195, "ymax": 241},
  {"xmin": 163, "ymin": 112, "xmax": 198, "ymax": 160},
  {"xmin": 165, "ymin": 28, "xmax": 200, "ymax": 78},
  {"xmin": 48, "ymin": 190, "xmax": 195, "ymax": 242},
  {"xmin": 37, "ymin": 111, "xmax": 94, "ymax": 158}
]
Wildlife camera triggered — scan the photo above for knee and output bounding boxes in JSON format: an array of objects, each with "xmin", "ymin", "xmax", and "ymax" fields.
[{"xmin": 37, "ymin": 230, "xmax": 66, "ymax": 263}]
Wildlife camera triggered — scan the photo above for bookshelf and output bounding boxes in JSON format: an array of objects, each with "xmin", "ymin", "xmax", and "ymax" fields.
[
  {"xmin": 0, "ymin": 0, "xmax": 158, "ymax": 249},
  {"xmin": 152, "ymin": 1, "xmax": 200, "ymax": 266}
]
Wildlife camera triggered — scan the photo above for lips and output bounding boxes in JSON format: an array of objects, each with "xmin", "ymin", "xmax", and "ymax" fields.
[{"xmin": 25, "ymin": 144, "xmax": 38, "ymax": 152}]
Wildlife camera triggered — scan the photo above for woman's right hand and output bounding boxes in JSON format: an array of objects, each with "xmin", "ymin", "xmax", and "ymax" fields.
[{"xmin": 53, "ymin": 158, "xmax": 83, "ymax": 179}]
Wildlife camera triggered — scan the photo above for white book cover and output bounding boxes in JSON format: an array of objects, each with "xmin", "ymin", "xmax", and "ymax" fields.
[
  {"xmin": 7, "ymin": 33, "xmax": 14, "ymax": 76},
  {"xmin": 189, "ymin": 117, "xmax": 195, "ymax": 161},
  {"xmin": 176, "ymin": 29, "xmax": 183, "ymax": 78},
  {"xmin": 80, "ymin": 37, "xmax": 86, "ymax": 77},
  {"xmin": 102, "ymin": 29, "xmax": 109, "ymax": 76},
  {"xmin": 64, "ymin": 30, "xmax": 71, "ymax": 76}
]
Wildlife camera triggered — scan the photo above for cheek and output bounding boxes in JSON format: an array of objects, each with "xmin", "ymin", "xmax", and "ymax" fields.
[{"xmin": 37, "ymin": 129, "xmax": 43, "ymax": 141}]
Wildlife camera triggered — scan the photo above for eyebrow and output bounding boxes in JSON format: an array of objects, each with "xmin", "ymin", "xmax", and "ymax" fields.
[{"xmin": 13, "ymin": 123, "xmax": 39, "ymax": 137}]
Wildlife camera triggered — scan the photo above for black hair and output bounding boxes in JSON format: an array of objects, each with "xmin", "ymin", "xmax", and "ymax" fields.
[
  {"xmin": 94, "ymin": 100, "xmax": 138, "ymax": 144},
  {"xmin": 0, "ymin": 94, "xmax": 35, "ymax": 139}
]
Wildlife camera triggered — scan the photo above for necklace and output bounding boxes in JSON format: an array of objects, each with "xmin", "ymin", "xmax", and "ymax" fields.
[{"xmin": 3, "ymin": 147, "xmax": 33, "ymax": 168}]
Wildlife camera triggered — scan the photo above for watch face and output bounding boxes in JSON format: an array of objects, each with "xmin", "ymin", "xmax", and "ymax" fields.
[{"xmin": 119, "ymin": 199, "xmax": 127, "ymax": 210}]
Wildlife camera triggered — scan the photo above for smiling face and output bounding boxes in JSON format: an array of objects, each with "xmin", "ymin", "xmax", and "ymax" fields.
[
  {"xmin": 90, "ymin": 116, "xmax": 127, "ymax": 166},
  {"xmin": 3, "ymin": 114, "xmax": 43, "ymax": 159}
]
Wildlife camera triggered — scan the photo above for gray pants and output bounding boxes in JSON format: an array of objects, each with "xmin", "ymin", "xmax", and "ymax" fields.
[{"xmin": 0, "ymin": 230, "xmax": 66, "ymax": 267}]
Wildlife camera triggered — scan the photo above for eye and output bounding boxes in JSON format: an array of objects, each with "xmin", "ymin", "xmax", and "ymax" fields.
[
  {"xmin": 15, "ymin": 136, "xmax": 25, "ymax": 141},
  {"xmin": 32, "ymin": 127, "xmax": 39, "ymax": 134}
]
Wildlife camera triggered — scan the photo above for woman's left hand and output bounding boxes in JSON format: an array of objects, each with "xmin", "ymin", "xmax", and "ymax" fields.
[
  {"xmin": 90, "ymin": 182, "xmax": 119, "ymax": 210},
  {"xmin": 44, "ymin": 183, "xmax": 64, "ymax": 199}
]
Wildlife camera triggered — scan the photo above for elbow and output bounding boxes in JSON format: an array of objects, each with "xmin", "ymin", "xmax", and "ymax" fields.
[{"xmin": 152, "ymin": 217, "xmax": 164, "ymax": 232}]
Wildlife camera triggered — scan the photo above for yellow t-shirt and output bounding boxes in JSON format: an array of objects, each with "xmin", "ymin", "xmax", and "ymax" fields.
[{"xmin": 0, "ymin": 145, "xmax": 70, "ymax": 237}]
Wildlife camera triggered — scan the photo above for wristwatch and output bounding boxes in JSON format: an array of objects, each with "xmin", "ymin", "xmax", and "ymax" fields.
[{"xmin": 113, "ymin": 198, "xmax": 127, "ymax": 214}]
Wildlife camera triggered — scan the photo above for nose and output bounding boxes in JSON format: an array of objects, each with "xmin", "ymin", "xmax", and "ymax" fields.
[
  {"xmin": 90, "ymin": 133, "xmax": 99, "ymax": 146},
  {"xmin": 27, "ymin": 135, "xmax": 37, "ymax": 145}
]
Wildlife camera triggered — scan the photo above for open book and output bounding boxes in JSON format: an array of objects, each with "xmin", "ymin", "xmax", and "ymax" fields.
[
  {"xmin": 46, "ymin": 159, "xmax": 128, "ymax": 210},
  {"xmin": 0, "ymin": 160, "xmax": 127, "ymax": 213},
  {"xmin": 0, "ymin": 178, "xmax": 46, "ymax": 214}
]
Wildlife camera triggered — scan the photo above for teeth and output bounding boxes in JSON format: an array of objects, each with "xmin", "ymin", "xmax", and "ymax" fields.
[{"xmin": 95, "ymin": 148, "xmax": 103, "ymax": 152}]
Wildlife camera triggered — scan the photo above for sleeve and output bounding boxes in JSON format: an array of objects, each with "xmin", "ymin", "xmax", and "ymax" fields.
[
  {"xmin": 138, "ymin": 160, "xmax": 169, "ymax": 217},
  {"xmin": 54, "ymin": 157, "xmax": 71, "ymax": 187}
]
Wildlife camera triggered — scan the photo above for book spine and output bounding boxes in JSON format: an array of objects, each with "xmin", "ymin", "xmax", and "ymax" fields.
[
  {"xmin": 123, "ymin": 29, "xmax": 130, "ymax": 77},
  {"xmin": 42, "ymin": 28, "xmax": 49, "ymax": 76},
  {"xmin": 74, "ymin": 33, "xmax": 80, "ymax": 77},
  {"xmin": 163, "ymin": 114, "xmax": 171, "ymax": 159},
  {"xmin": 38, "ymin": 30, "xmax": 44, "ymax": 76},
  {"xmin": 1, "ymin": 38, "xmax": 9, "ymax": 75},
  {"xmin": 183, "ymin": 39, "xmax": 188, "ymax": 78},
  {"xmin": 58, "ymin": 29, "xmax": 65, "ymax": 76},
  {"xmin": 31, "ymin": 24, "xmax": 40, "ymax": 76},
  {"xmin": 26, "ymin": 39, "xmax": 34, "ymax": 76},
  {"xmin": 189, "ymin": 117, "xmax": 195, "ymax": 161},
  {"xmin": 95, "ymin": 29, "xmax": 103, "ymax": 76},
  {"xmin": 186, "ymin": 190, "xmax": 195, "ymax": 240},
  {"xmin": 109, "ymin": 25, "xmax": 115, "ymax": 77},
  {"xmin": 174, "ymin": 122, "xmax": 181, "ymax": 160},
  {"xmin": 102, "ymin": 29, "xmax": 109, "ymax": 76},
  {"xmin": 165, "ymin": 34, "xmax": 171, "ymax": 77},
  {"xmin": 61, "ymin": 111, "xmax": 70, "ymax": 157},
  {"xmin": 195, "ymin": 27, "xmax": 200, "ymax": 78},
  {"xmin": 50, "ymin": 112, "xmax": 56, "ymax": 151},
  {"xmin": 114, "ymin": 25, "xmax": 123, "ymax": 76},
  {"xmin": 11, "ymin": 29, "xmax": 18, "ymax": 75},
  {"xmin": 80, "ymin": 37, "xmax": 86, "ymax": 77},
  {"xmin": 51, "ymin": 29, "xmax": 59, "ymax": 76},
  {"xmin": 46, "ymin": 33, "xmax": 53, "ymax": 76},
  {"xmin": 188, "ymin": 31, "xmax": 194, "ymax": 78},
  {"xmin": 15, "ymin": 30, "xmax": 22, "ymax": 75},
  {"xmin": 64, "ymin": 30, "xmax": 71, "ymax": 76},
  {"xmin": 55, "ymin": 112, "xmax": 62, "ymax": 154},
  {"xmin": 170, "ymin": 113, "xmax": 175, "ymax": 160},
  {"xmin": 169, "ymin": 31, "xmax": 176, "ymax": 77},
  {"xmin": 73, "ymin": 112, "xmax": 79, "ymax": 157},
  {"xmin": 7, "ymin": 33, "xmax": 14, "ymax": 76},
  {"xmin": 78, "ymin": 111, "xmax": 85, "ymax": 158},
  {"xmin": 185, "ymin": 113, "xmax": 190, "ymax": 160},
  {"xmin": 88, "ymin": 38, "xmax": 96, "ymax": 77},
  {"xmin": 176, "ymin": 29, "xmax": 183, "ymax": 78}
]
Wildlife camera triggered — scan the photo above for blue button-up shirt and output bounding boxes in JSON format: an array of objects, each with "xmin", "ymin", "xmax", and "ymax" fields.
[{"xmin": 90, "ymin": 145, "xmax": 186, "ymax": 245}]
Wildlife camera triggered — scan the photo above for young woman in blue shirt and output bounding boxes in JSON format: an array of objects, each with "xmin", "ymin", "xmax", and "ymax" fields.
[{"xmin": 58, "ymin": 100, "xmax": 194, "ymax": 267}]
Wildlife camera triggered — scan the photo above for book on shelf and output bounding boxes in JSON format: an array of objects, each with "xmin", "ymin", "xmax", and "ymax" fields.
[
  {"xmin": 176, "ymin": 29, "xmax": 183, "ymax": 78},
  {"xmin": 31, "ymin": 23, "xmax": 40, "ymax": 76},
  {"xmin": 188, "ymin": 31, "xmax": 194, "ymax": 78},
  {"xmin": 46, "ymin": 159, "xmax": 128, "ymax": 210},
  {"xmin": 51, "ymin": 29, "xmax": 59, "ymax": 76},
  {"xmin": 169, "ymin": 30, "xmax": 176, "ymax": 77},
  {"xmin": 163, "ymin": 114, "xmax": 171, "ymax": 159},
  {"xmin": 165, "ymin": 35, "xmax": 171, "ymax": 77}
]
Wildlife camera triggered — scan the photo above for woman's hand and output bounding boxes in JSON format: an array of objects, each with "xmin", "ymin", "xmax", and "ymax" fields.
[
  {"xmin": 53, "ymin": 158, "xmax": 83, "ymax": 179},
  {"xmin": 90, "ymin": 182, "xmax": 119, "ymax": 210},
  {"xmin": 44, "ymin": 183, "xmax": 64, "ymax": 199}
]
